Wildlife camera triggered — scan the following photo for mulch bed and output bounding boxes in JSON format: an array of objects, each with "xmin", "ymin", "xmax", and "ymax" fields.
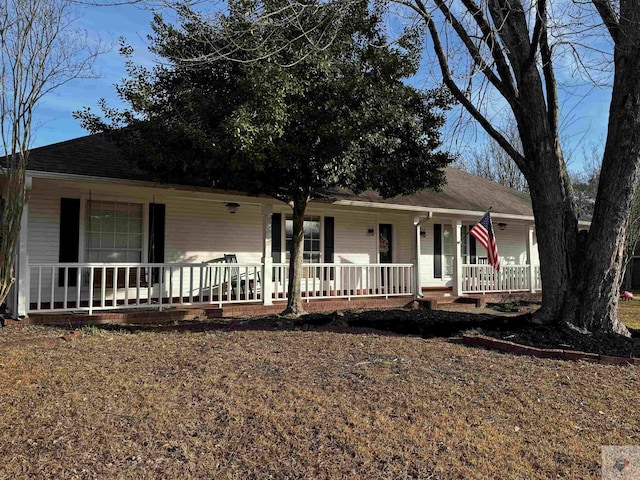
[
  {"xmin": 65, "ymin": 306, "xmax": 640, "ymax": 358},
  {"xmin": 4, "ymin": 305, "xmax": 639, "ymax": 358}
]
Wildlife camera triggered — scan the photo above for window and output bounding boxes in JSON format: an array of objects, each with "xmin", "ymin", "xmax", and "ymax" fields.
[
  {"xmin": 285, "ymin": 216, "xmax": 321, "ymax": 263},
  {"xmin": 461, "ymin": 225, "xmax": 482, "ymax": 265},
  {"xmin": 86, "ymin": 200, "xmax": 143, "ymax": 262},
  {"xmin": 461, "ymin": 226, "xmax": 469, "ymax": 264},
  {"xmin": 442, "ymin": 225, "xmax": 454, "ymax": 276}
]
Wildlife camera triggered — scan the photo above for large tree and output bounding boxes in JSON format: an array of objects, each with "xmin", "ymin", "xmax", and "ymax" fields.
[
  {"xmin": 77, "ymin": 0, "xmax": 453, "ymax": 316},
  {"xmin": 388, "ymin": 0, "xmax": 638, "ymax": 335},
  {"xmin": 0, "ymin": 0, "xmax": 97, "ymax": 317}
]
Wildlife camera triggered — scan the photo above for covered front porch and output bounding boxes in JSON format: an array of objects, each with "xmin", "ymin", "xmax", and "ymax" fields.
[{"xmin": 10, "ymin": 175, "xmax": 542, "ymax": 318}]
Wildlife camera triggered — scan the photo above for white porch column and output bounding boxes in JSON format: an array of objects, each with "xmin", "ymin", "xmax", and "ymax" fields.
[
  {"xmin": 261, "ymin": 205, "xmax": 273, "ymax": 306},
  {"xmin": 452, "ymin": 218, "xmax": 463, "ymax": 296},
  {"xmin": 17, "ymin": 177, "xmax": 32, "ymax": 317},
  {"xmin": 413, "ymin": 216, "xmax": 422, "ymax": 299},
  {"xmin": 527, "ymin": 224, "xmax": 536, "ymax": 293}
]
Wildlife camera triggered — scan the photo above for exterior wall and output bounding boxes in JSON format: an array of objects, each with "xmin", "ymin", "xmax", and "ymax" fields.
[
  {"xmin": 26, "ymin": 179, "xmax": 421, "ymax": 305},
  {"xmin": 418, "ymin": 221, "xmax": 449, "ymax": 288},
  {"xmin": 165, "ymin": 198, "xmax": 263, "ymax": 264},
  {"xmin": 23, "ymin": 176, "xmax": 539, "ymax": 309},
  {"xmin": 418, "ymin": 218, "xmax": 536, "ymax": 290},
  {"xmin": 493, "ymin": 226, "xmax": 529, "ymax": 265}
]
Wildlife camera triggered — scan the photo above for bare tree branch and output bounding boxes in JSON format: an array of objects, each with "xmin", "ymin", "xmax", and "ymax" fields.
[
  {"xmin": 409, "ymin": 0, "xmax": 525, "ymax": 165},
  {"xmin": 591, "ymin": 0, "xmax": 619, "ymax": 44},
  {"xmin": 459, "ymin": 0, "xmax": 517, "ymax": 98}
]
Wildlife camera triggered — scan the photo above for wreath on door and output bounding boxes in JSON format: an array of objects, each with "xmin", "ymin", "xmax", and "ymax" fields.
[{"xmin": 379, "ymin": 233, "xmax": 389, "ymax": 255}]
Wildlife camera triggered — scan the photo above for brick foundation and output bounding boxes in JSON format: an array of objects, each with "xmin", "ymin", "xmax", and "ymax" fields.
[{"xmin": 23, "ymin": 296, "xmax": 414, "ymax": 327}]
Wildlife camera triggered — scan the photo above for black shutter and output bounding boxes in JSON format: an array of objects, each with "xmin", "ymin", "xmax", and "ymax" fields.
[
  {"xmin": 59, "ymin": 198, "xmax": 80, "ymax": 287},
  {"xmin": 148, "ymin": 203, "xmax": 165, "ymax": 283},
  {"xmin": 470, "ymin": 236, "xmax": 477, "ymax": 264},
  {"xmin": 434, "ymin": 224, "xmax": 442, "ymax": 279},
  {"xmin": 272, "ymin": 213, "xmax": 281, "ymax": 281},
  {"xmin": 324, "ymin": 216, "xmax": 334, "ymax": 280}
]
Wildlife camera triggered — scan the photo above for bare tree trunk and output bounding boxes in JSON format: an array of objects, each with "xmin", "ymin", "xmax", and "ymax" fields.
[
  {"xmin": 281, "ymin": 195, "xmax": 309, "ymax": 317},
  {"xmin": 563, "ymin": 6, "xmax": 640, "ymax": 335},
  {"xmin": 0, "ymin": 164, "xmax": 26, "ymax": 309}
]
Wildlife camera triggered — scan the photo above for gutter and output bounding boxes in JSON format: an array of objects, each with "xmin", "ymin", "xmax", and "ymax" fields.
[{"xmin": 331, "ymin": 199, "xmax": 537, "ymax": 222}]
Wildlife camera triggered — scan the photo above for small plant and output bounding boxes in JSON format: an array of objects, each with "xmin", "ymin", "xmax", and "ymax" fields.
[
  {"xmin": 81, "ymin": 325, "xmax": 106, "ymax": 336},
  {"xmin": 463, "ymin": 328, "xmax": 483, "ymax": 336}
]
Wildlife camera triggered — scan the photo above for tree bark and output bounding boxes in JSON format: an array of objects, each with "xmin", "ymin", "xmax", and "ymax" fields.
[
  {"xmin": 0, "ymin": 165, "xmax": 26, "ymax": 309},
  {"xmin": 479, "ymin": 0, "xmax": 635, "ymax": 335},
  {"xmin": 281, "ymin": 194, "xmax": 309, "ymax": 317},
  {"xmin": 562, "ymin": 1, "xmax": 640, "ymax": 335}
]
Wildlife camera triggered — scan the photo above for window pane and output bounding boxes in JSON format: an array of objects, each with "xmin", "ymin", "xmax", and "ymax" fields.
[
  {"xmin": 87, "ymin": 233, "xmax": 101, "ymax": 249},
  {"xmin": 129, "ymin": 234, "xmax": 142, "ymax": 249},
  {"xmin": 127, "ymin": 250, "xmax": 142, "ymax": 262},
  {"xmin": 115, "ymin": 233, "xmax": 129, "ymax": 249},
  {"xmin": 102, "ymin": 234, "xmax": 115, "ymax": 249},
  {"xmin": 129, "ymin": 218, "xmax": 142, "ymax": 234},
  {"xmin": 86, "ymin": 251, "xmax": 100, "ymax": 262},
  {"xmin": 443, "ymin": 225, "xmax": 454, "ymax": 277},
  {"xmin": 130, "ymin": 204, "xmax": 143, "ymax": 218},
  {"xmin": 102, "ymin": 216, "xmax": 115, "ymax": 233}
]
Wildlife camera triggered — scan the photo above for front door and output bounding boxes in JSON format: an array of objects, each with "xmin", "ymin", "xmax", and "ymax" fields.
[{"xmin": 379, "ymin": 224, "xmax": 393, "ymax": 263}]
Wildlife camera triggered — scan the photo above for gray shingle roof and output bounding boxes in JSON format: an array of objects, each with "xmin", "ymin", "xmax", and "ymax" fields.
[
  {"xmin": 329, "ymin": 167, "xmax": 533, "ymax": 217},
  {"xmin": 28, "ymin": 134, "xmax": 149, "ymax": 182},
  {"xmin": 27, "ymin": 134, "xmax": 533, "ymax": 217}
]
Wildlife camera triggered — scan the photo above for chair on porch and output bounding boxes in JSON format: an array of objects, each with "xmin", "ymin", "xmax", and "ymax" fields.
[{"xmin": 223, "ymin": 254, "xmax": 260, "ymax": 298}]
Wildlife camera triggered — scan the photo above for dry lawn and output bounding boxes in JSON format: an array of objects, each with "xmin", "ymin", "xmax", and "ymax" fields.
[
  {"xmin": 618, "ymin": 297, "xmax": 640, "ymax": 329},
  {"xmin": 0, "ymin": 327, "xmax": 639, "ymax": 479}
]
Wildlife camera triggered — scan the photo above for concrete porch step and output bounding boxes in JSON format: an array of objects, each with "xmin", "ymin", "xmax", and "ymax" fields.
[{"xmin": 418, "ymin": 296, "xmax": 483, "ymax": 312}]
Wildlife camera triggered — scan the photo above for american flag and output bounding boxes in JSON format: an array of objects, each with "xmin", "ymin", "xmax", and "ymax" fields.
[{"xmin": 469, "ymin": 212, "xmax": 501, "ymax": 271}]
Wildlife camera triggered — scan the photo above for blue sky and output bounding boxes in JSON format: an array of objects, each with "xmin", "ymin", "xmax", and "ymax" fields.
[
  {"xmin": 32, "ymin": 3, "xmax": 613, "ymax": 174},
  {"xmin": 32, "ymin": 3, "xmax": 156, "ymax": 148}
]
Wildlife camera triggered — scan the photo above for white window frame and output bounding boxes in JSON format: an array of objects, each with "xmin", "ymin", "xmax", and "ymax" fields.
[
  {"xmin": 78, "ymin": 194, "xmax": 149, "ymax": 264},
  {"xmin": 283, "ymin": 214, "xmax": 324, "ymax": 264}
]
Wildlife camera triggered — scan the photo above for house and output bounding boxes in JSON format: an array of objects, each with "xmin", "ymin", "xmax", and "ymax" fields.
[{"xmin": 5, "ymin": 135, "xmax": 541, "ymax": 320}]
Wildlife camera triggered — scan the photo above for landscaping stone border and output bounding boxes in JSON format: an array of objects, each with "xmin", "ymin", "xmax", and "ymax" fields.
[{"xmin": 461, "ymin": 334, "xmax": 640, "ymax": 366}]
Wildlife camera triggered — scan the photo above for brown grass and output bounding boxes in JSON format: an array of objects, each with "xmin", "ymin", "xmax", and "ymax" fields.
[
  {"xmin": 618, "ymin": 297, "xmax": 640, "ymax": 329},
  {"xmin": 0, "ymin": 327, "xmax": 639, "ymax": 479}
]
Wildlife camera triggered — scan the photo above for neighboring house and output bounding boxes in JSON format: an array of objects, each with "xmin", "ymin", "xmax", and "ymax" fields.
[
  {"xmin": 6, "ymin": 135, "xmax": 541, "ymax": 317},
  {"xmin": 625, "ymin": 244, "xmax": 640, "ymax": 290}
]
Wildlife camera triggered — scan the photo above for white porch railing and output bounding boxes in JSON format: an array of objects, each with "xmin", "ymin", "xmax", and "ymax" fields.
[
  {"xmin": 27, "ymin": 261, "xmax": 415, "ymax": 313},
  {"xmin": 28, "ymin": 262, "xmax": 262, "ymax": 314},
  {"xmin": 461, "ymin": 264, "xmax": 541, "ymax": 293},
  {"xmin": 271, "ymin": 263, "xmax": 414, "ymax": 301}
]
